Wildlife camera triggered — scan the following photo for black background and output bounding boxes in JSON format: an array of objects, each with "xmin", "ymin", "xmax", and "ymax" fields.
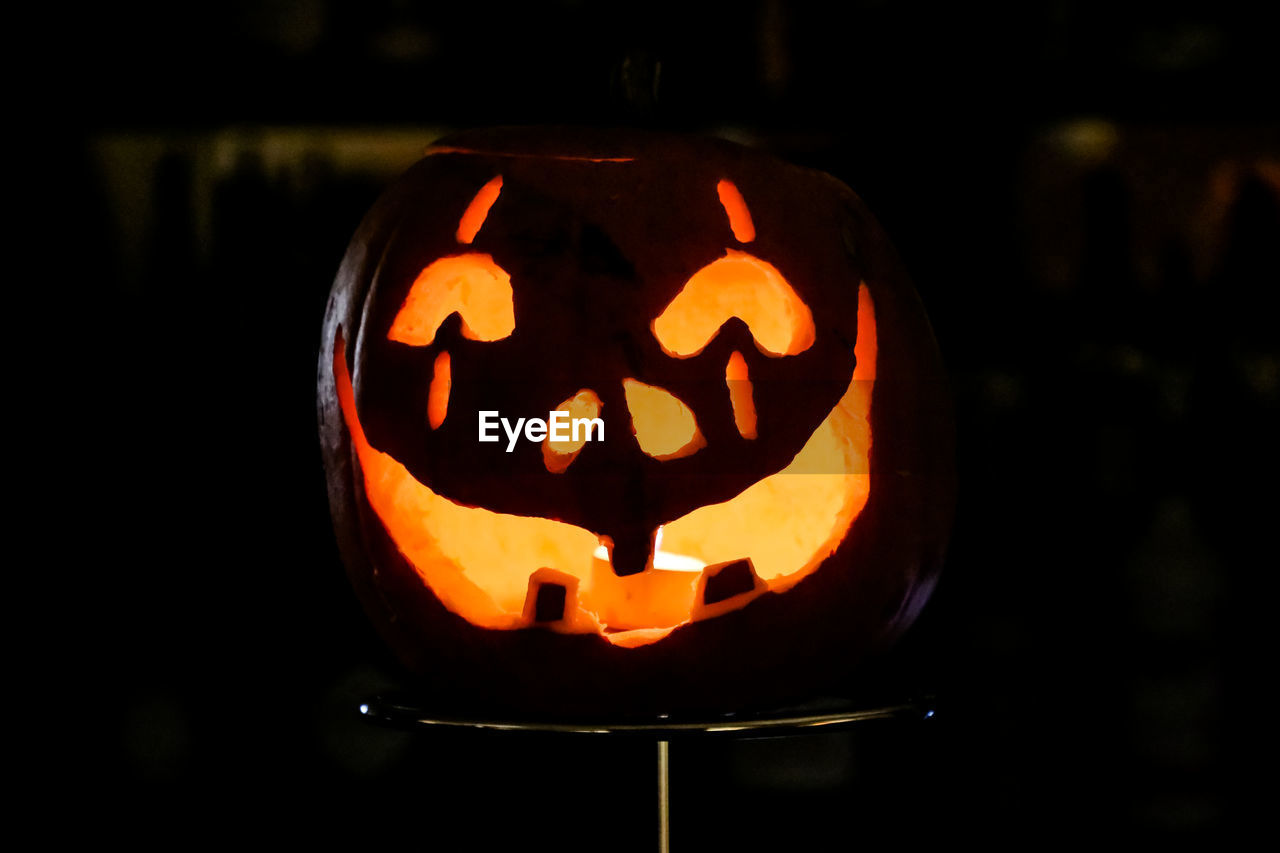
[{"xmin": 34, "ymin": 0, "xmax": 1279, "ymax": 846}]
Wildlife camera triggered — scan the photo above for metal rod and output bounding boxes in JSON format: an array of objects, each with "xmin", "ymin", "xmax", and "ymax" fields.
[{"xmin": 657, "ymin": 739, "xmax": 670, "ymax": 853}]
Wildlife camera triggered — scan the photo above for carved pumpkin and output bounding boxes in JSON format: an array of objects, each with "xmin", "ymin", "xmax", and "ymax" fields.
[{"xmin": 319, "ymin": 128, "xmax": 953, "ymax": 714}]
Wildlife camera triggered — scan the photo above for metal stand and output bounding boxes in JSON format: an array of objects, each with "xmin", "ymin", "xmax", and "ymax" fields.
[
  {"xmin": 657, "ymin": 739, "xmax": 670, "ymax": 853},
  {"xmin": 360, "ymin": 694, "xmax": 934, "ymax": 852}
]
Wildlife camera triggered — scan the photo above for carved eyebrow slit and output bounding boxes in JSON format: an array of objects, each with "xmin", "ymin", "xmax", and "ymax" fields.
[
  {"xmin": 717, "ymin": 179, "xmax": 755, "ymax": 244},
  {"xmin": 456, "ymin": 175, "xmax": 504, "ymax": 244}
]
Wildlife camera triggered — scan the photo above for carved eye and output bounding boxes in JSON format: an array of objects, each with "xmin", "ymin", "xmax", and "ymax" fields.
[
  {"xmin": 652, "ymin": 180, "xmax": 813, "ymax": 358},
  {"xmin": 646, "ymin": 180, "xmax": 815, "ymax": 444},
  {"xmin": 543, "ymin": 389, "xmax": 604, "ymax": 473},
  {"xmin": 388, "ymin": 173, "xmax": 513, "ymax": 348},
  {"xmin": 387, "ymin": 253, "xmax": 515, "ymax": 347},
  {"xmin": 650, "ymin": 250, "xmax": 815, "ymax": 358},
  {"xmin": 387, "ymin": 176, "xmax": 512, "ymax": 430}
]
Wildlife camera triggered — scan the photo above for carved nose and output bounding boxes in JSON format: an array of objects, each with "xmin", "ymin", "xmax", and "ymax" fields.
[
  {"xmin": 590, "ymin": 379, "xmax": 704, "ymax": 578},
  {"xmin": 542, "ymin": 389, "xmax": 604, "ymax": 473},
  {"xmin": 622, "ymin": 378, "xmax": 705, "ymax": 461}
]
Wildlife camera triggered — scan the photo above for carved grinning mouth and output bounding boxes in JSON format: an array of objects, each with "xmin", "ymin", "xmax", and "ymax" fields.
[{"xmin": 334, "ymin": 285, "xmax": 877, "ymax": 649}]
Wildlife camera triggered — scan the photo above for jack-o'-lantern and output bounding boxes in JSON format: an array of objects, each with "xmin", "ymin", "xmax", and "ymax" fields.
[{"xmin": 318, "ymin": 127, "xmax": 953, "ymax": 715}]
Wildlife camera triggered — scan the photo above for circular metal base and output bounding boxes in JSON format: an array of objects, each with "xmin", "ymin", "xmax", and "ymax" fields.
[
  {"xmin": 358, "ymin": 692, "xmax": 936, "ymax": 853},
  {"xmin": 358, "ymin": 693, "xmax": 936, "ymax": 738}
]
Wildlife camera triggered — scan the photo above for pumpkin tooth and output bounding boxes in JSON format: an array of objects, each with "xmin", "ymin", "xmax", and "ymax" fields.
[
  {"xmin": 603, "ymin": 526, "xmax": 656, "ymax": 577},
  {"xmin": 533, "ymin": 582, "xmax": 566, "ymax": 622},
  {"xmin": 692, "ymin": 559, "xmax": 766, "ymax": 619},
  {"xmin": 522, "ymin": 568, "xmax": 581, "ymax": 626}
]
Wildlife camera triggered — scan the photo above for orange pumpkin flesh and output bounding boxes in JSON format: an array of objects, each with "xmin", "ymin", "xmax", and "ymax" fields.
[{"xmin": 319, "ymin": 127, "xmax": 952, "ymax": 714}]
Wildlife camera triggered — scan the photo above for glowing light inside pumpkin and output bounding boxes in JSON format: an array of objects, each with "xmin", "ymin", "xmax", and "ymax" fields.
[
  {"xmin": 388, "ymin": 253, "xmax": 515, "ymax": 346},
  {"xmin": 651, "ymin": 250, "xmax": 815, "ymax": 357},
  {"xmin": 543, "ymin": 389, "xmax": 603, "ymax": 473},
  {"xmin": 592, "ymin": 527, "xmax": 705, "ymax": 572},
  {"xmin": 623, "ymin": 378, "xmax": 706, "ymax": 460},
  {"xmin": 335, "ymin": 285, "xmax": 877, "ymax": 647},
  {"xmin": 725, "ymin": 350, "xmax": 757, "ymax": 439}
]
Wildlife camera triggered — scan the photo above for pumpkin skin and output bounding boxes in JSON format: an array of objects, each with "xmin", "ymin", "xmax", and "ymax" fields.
[{"xmin": 318, "ymin": 127, "xmax": 953, "ymax": 715}]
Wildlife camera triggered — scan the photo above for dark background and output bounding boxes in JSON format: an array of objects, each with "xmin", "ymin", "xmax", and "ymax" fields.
[{"xmin": 40, "ymin": 0, "xmax": 1278, "ymax": 846}]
